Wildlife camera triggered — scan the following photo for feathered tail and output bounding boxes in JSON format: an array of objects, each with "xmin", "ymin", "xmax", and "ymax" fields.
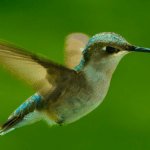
[{"xmin": 0, "ymin": 93, "xmax": 45, "ymax": 135}]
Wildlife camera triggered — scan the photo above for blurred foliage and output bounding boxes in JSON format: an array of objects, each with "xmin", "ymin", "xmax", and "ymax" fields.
[{"xmin": 0, "ymin": 0, "xmax": 150, "ymax": 150}]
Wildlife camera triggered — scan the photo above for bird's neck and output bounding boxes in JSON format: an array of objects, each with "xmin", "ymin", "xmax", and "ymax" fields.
[
  {"xmin": 80, "ymin": 61, "xmax": 116, "ymax": 101},
  {"xmin": 82, "ymin": 60, "xmax": 118, "ymax": 81}
]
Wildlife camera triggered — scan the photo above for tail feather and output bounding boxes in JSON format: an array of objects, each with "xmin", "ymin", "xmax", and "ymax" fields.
[
  {"xmin": 0, "ymin": 115, "xmax": 23, "ymax": 135},
  {"xmin": 0, "ymin": 93, "xmax": 45, "ymax": 135}
]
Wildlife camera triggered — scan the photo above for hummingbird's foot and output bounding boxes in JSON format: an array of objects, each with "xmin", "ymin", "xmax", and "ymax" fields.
[{"xmin": 56, "ymin": 119, "xmax": 64, "ymax": 126}]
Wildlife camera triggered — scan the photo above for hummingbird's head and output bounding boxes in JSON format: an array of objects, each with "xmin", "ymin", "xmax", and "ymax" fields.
[
  {"xmin": 75, "ymin": 32, "xmax": 133, "ymax": 72},
  {"xmin": 75, "ymin": 32, "xmax": 150, "ymax": 75},
  {"xmin": 83, "ymin": 32, "xmax": 133, "ymax": 66}
]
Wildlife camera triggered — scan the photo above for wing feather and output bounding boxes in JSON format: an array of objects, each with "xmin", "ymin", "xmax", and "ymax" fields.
[
  {"xmin": 64, "ymin": 33, "xmax": 90, "ymax": 69},
  {"xmin": 0, "ymin": 40, "xmax": 75, "ymax": 96},
  {"xmin": 0, "ymin": 33, "xmax": 89, "ymax": 98}
]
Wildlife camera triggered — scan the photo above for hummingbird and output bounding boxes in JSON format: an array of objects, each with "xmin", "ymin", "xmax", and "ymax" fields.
[{"xmin": 0, "ymin": 32, "xmax": 149, "ymax": 135}]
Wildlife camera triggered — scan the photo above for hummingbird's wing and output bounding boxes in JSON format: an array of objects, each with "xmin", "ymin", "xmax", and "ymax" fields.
[
  {"xmin": 64, "ymin": 33, "xmax": 90, "ymax": 69},
  {"xmin": 0, "ymin": 40, "xmax": 76, "ymax": 96}
]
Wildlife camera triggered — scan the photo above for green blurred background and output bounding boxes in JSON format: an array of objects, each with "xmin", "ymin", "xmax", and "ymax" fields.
[{"xmin": 0, "ymin": 0, "xmax": 150, "ymax": 149}]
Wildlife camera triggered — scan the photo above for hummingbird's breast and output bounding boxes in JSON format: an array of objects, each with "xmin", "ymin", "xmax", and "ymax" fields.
[{"xmin": 45, "ymin": 70, "xmax": 111, "ymax": 125}]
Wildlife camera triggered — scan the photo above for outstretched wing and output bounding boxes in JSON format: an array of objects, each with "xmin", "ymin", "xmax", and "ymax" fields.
[
  {"xmin": 0, "ymin": 40, "xmax": 76, "ymax": 96},
  {"xmin": 64, "ymin": 33, "xmax": 90, "ymax": 69}
]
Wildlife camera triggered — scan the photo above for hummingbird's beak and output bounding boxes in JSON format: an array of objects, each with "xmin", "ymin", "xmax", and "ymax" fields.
[{"xmin": 129, "ymin": 46, "xmax": 150, "ymax": 53}]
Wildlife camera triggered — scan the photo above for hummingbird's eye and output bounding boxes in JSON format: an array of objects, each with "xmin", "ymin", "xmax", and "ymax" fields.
[
  {"xmin": 104, "ymin": 46, "xmax": 120, "ymax": 54},
  {"xmin": 106, "ymin": 46, "xmax": 115, "ymax": 54}
]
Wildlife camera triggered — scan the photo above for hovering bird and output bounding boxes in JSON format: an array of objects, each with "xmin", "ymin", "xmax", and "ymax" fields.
[{"xmin": 0, "ymin": 32, "xmax": 149, "ymax": 135}]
